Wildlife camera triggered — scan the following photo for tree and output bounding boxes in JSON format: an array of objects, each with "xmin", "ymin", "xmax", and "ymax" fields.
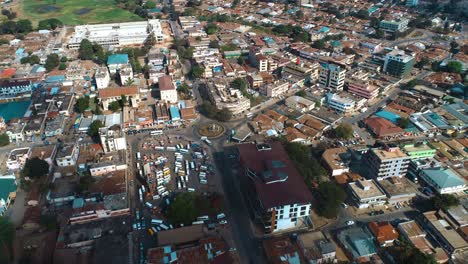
[
  {"xmin": 44, "ymin": 54, "xmax": 59, "ymax": 72},
  {"xmin": 431, "ymin": 194, "xmax": 460, "ymax": 210},
  {"xmin": 237, "ymin": 56, "xmax": 245, "ymax": 65},
  {"xmin": 88, "ymin": 120, "xmax": 104, "ymax": 138},
  {"xmin": 191, "ymin": 65, "xmax": 204, "ymax": 78},
  {"xmin": 415, "ymin": 57, "xmax": 430, "ymax": 69},
  {"xmin": 331, "ymin": 124, "xmax": 354, "ymax": 139},
  {"xmin": 0, "ymin": 133, "xmax": 9, "ymax": 146},
  {"xmin": 120, "ymin": 94, "xmax": 128, "ymax": 107},
  {"xmin": 75, "ymin": 97, "xmax": 89, "ymax": 113},
  {"xmin": 284, "ymin": 142, "xmax": 327, "ymax": 186},
  {"xmin": 296, "ymin": 10, "xmax": 304, "ymax": 19},
  {"xmin": 145, "ymin": 1, "xmax": 156, "ymax": 9},
  {"xmin": 60, "ymin": 56, "xmax": 68, "ymax": 63},
  {"xmin": 209, "ymin": 40, "xmax": 219, "ymax": 49},
  {"xmin": 450, "ymin": 41, "xmax": 460, "ymax": 54},
  {"xmin": 316, "ymin": 182, "xmax": 347, "ymax": 218},
  {"xmin": 217, "ymin": 108, "xmax": 232, "ymax": 122},
  {"xmin": 21, "ymin": 158, "xmax": 49, "ymax": 179},
  {"xmin": 374, "ymin": 29, "xmax": 385, "ymax": 39},
  {"xmin": 108, "ymin": 101, "xmax": 121, "ymax": 112},
  {"xmin": 446, "ymin": 61, "xmax": 463, "ymax": 74},
  {"xmin": 0, "ymin": 217, "xmax": 14, "ymax": 262},
  {"xmin": 78, "ymin": 39, "xmax": 94, "ymax": 60},
  {"xmin": 124, "ymin": 78, "xmax": 134, "ymax": 86},
  {"xmin": 37, "ymin": 18, "xmax": 62, "ymax": 30},
  {"xmin": 166, "ymin": 193, "xmax": 200, "ymax": 225},
  {"xmin": 312, "ymin": 40, "xmax": 326, "ymax": 49},
  {"xmin": 205, "ymin": 23, "xmax": 219, "ymax": 35},
  {"xmin": 396, "ymin": 117, "xmax": 410, "ymax": 128},
  {"xmin": 16, "ymin": 19, "xmax": 32, "ymax": 33},
  {"xmin": 58, "ymin": 63, "xmax": 67, "ymax": 70},
  {"xmin": 231, "ymin": 77, "xmax": 248, "ymax": 91},
  {"xmin": 20, "ymin": 55, "xmax": 40, "ymax": 65}
]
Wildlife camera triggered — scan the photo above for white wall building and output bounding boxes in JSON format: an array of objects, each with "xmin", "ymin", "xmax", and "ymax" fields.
[
  {"xmin": 349, "ymin": 179, "xmax": 387, "ymax": 209},
  {"xmin": 56, "ymin": 143, "xmax": 79, "ymax": 167},
  {"xmin": 158, "ymin": 75, "xmax": 178, "ymax": 103},
  {"xmin": 68, "ymin": 20, "xmax": 165, "ymax": 49},
  {"xmin": 99, "ymin": 127, "xmax": 127, "ymax": 153},
  {"xmin": 326, "ymin": 93, "xmax": 355, "ymax": 113},
  {"xmin": 318, "ymin": 63, "xmax": 346, "ymax": 90},
  {"xmin": 6, "ymin": 147, "xmax": 30, "ymax": 171},
  {"xmin": 95, "ymin": 67, "xmax": 111, "ymax": 89}
]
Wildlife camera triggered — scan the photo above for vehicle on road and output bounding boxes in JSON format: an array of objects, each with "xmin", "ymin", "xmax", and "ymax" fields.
[{"xmin": 346, "ymin": 220, "xmax": 355, "ymax": 226}]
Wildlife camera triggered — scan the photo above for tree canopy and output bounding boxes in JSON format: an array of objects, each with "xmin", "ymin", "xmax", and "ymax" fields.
[
  {"xmin": 37, "ymin": 18, "xmax": 63, "ymax": 30},
  {"xmin": 205, "ymin": 23, "xmax": 219, "ymax": 35},
  {"xmin": 88, "ymin": 120, "xmax": 104, "ymax": 138},
  {"xmin": 200, "ymin": 101, "xmax": 232, "ymax": 122},
  {"xmin": 0, "ymin": 216, "xmax": 15, "ymax": 262},
  {"xmin": 397, "ymin": 117, "xmax": 410, "ymax": 128},
  {"xmin": 446, "ymin": 61, "xmax": 463, "ymax": 74},
  {"xmin": 316, "ymin": 182, "xmax": 347, "ymax": 218},
  {"xmin": 75, "ymin": 97, "xmax": 90, "ymax": 113},
  {"xmin": 21, "ymin": 158, "xmax": 49, "ymax": 179},
  {"xmin": 331, "ymin": 124, "xmax": 354, "ymax": 139},
  {"xmin": 0, "ymin": 133, "xmax": 9, "ymax": 147},
  {"xmin": 45, "ymin": 54, "xmax": 59, "ymax": 72},
  {"xmin": 431, "ymin": 194, "xmax": 460, "ymax": 210},
  {"xmin": 284, "ymin": 142, "xmax": 327, "ymax": 186},
  {"xmin": 191, "ymin": 65, "xmax": 204, "ymax": 78},
  {"xmin": 166, "ymin": 192, "xmax": 200, "ymax": 225},
  {"xmin": 20, "ymin": 55, "xmax": 40, "ymax": 65}
]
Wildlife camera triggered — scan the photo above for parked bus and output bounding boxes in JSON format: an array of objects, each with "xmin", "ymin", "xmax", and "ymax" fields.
[
  {"xmin": 136, "ymin": 152, "xmax": 141, "ymax": 160},
  {"xmin": 151, "ymin": 219, "xmax": 163, "ymax": 225},
  {"xmin": 150, "ymin": 130, "xmax": 163, "ymax": 136}
]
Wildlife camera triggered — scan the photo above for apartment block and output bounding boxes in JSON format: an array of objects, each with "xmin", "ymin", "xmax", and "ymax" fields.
[
  {"xmin": 365, "ymin": 145, "xmax": 410, "ymax": 180},
  {"xmin": 383, "ymin": 49, "xmax": 415, "ymax": 78},
  {"xmin": 318, "ymin": 63, "xmax": 346, "ymax": 91}
]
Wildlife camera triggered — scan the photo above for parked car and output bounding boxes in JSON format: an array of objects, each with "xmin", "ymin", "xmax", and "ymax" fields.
[{"xmin": 346, "ymin": 220, "xmax": 355, "ymax": 226}]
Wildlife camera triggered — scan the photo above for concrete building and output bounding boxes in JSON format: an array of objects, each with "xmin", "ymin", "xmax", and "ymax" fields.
[
  {"xmin": 326, "ymin": 93, "xmax": 355, "ymax": 113},
  {"xmin": 237, "ymin": 142, "xmax": 313, "ymax": 234},
  {"xmin": 99, "ymin": 127, "xmax": 127, "ymax": 153},
  {"xmin": 260, "ymin": 81, "xmax": 289, "ymax": 98},
  {"xmin": 206, "ymin": 79, "xmax": 250, "ymax": 115},
  {"xmin": 56, "ymin": 143, "xmax": 79, "ymax": 167},
  {"xmin": 318, "ymin": 63, "xmax": 346, "ymax": 90},
  {"xmin": 6, "ymin": 147, "xmax": 30, "ymax": 171},
  {"xmin": 0, "ymin": 79, "xmax": 33, "ymax": 99},
  {"xmin": 401, "ymin": 142, "xmax": 436, "ymax": 160},
  {"xmin": 380, "ymin": 18, "xmax": 409, "ymax": 33},
  {"xmin": 158, "ymin": 75, "xmax": 178, "ymax": 103},
  {"xmin": 383, "ymin": 49, "xmax": 415, "ymax": 78},
  {"xmin": 365, "ymin": 145, "xmax": 410, "ymax": 180},
  {"xmin": 346, "ymin": 78, "xmax": 379, "ymax": 100},
  {"xmin": 297, "ymin": 231, "xmax": 336, "ymax": 264},
  {"xmin": 107, "ymin": 54, "xmax": 131, "ymax": 74},
  {"xmin": 349, "ymin": 179, "xmax": 387, "ymax": 209},
  {"xmin": 285, "ymin": 96, "xmax": 315, "ymax": 113},
  {"xmin": 321, "ymin": 147, "xmax": 350, "ymax": 176},
  {"xmin": 0, "ymin": 175, "xmax": 17, "ymax": 216},
  {"xmin": 68, "ymin": 19, "xmax": 165, "ymax": 49},
  {"xmin": 118, "ymin": 64, "xmax": 133, "ymax": 86},
  {"xmin": 419, "ymin": 168, "xmax": 467, "ymax": 194},
  {"xmin": 95, "ymin": 67, "xmax": 110, "ymax": 89},
  {"xmin": 98, "ymin": 86, "xmax": 140, "ymax": 110},
  {"xmin": 406, "ymin": 0, "xmax": 419, "ymax": 6}
]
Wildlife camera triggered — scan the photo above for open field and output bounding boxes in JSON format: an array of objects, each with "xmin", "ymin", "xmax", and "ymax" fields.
[{"xmin": 21, "ymin": 0, "xmax": 144, "ymax": 25}]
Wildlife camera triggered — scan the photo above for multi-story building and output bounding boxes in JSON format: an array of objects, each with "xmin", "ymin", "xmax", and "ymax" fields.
[
  {"xmin": 6, "ymin": 147, "xmax": 30, "ymax": 171},
  {"xmin": 107, "ymin": 54, "xmax": 131, "ymax": 74},
  {"xmin": 119, "ymin": 64, "xmax": 133, "ymax": 86},
  {"xmin": 346, "ymin": 78, "xmax": 379, "ymax": 100},
  {"xmin": 206, "ymin": 79, "xmax": 250, "ymax": 115},
  {"xmin": 349, "ymin": 179, "xmax": 387, "ymax": 209},
  {"xmin": 56, "ymin": 143, "xmax": 79, "ymax": 167},
  {"xmin": 285, "ymin": 96, "xmax": 315, "ymax": 113},
  {"xmin": 0, "ymin": 79, "xmax": 33, "ymax": 99},
  {"xmin": 365, "ymin": 145, "xmax": 410, "ymax": 180},
  {"xmin": 99, "ymin": 127, "xmax": 127, "ymax": 153},
  {"xmin": 419, "ymin": 168, "xmax": 467, "ymax": 194},
  {"xmin": 379, "ymin": 18, "xmax": 409, "ymax": 33},
  {"xmin": 326, "ymin": 93, "xmax": 356, "ymax": 113},
  {"xmin": 178, "ymin": 16, "xmax": 201, "ymax": 31},
  {"xmin": 237, "ymin": 142, "xmax": 313, "ymax": 234},
  {"xmin": 98, "ymin": 86, "xmax": 140, "ymax": 110},
  {"xmin": 401, "ymin": 142, "xmax": 436, "ymax": 160},
  {"xmin": 321, "ymin": 147, "xmax": 350, "ymax": 177},
  {"xmin": 318, "ymin": 63, "xmax": 346, "ymax": 91},
  {"xmin": 68, "ymin": 20, "xmax": 165, "ymax": 49},
  {"xmin": 260, "ymin": 81, "xmax": 289, "ymax": 98},
  {"xmin": 158, "ymin": 75, "xmax": 178, "ymax": 103},
  {"xmin": 95, "ymin": 67, "xmax": 110, "ymax": 89},
  {"xmin": 406, "ymin": 0, "xmax": 418, "ymax": 6},
  {"xmin": 383, "ymin": 49, "xmax": 415, "ymax": 78}
]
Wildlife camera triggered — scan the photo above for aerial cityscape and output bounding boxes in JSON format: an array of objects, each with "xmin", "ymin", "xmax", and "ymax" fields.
[{"xmin": 0, "ymin": 0, "xmax": 466, "ymax": 263}]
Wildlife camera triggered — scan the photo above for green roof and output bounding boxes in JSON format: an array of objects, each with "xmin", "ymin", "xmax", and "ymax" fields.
[
  {"xmin": 422, "ymin": 168, "xmax": 466, "ymax": 189},
  {"xmin": 0, "ymin": 176, "xmax": 17, "ymax": 203},
  {"xmin": 107, "ymin": 54, "xmax": 129, "ymax": 65}
]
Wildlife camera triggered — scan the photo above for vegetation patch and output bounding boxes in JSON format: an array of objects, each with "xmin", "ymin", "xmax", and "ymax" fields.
[
  {"xmin": 36, "ymin": 5, "xmax": 61, "ymax": 14},
  {"xmin": 74, "ymin": 8, "xmax": 92, "ymax": 16}
]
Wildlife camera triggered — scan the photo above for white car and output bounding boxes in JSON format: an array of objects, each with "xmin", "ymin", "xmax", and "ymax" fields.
[
  {"xmin": 219, "ymin": 220, "xmax": 228, "ymax": 225},
  {"xmin": 346, "ymin": 220, "xmax": 355, "ymax": 226}
]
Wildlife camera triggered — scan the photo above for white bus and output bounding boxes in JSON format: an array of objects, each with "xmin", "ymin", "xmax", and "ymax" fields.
[
  {"xmin": 151, "ymin": 219, "xmax": 163, "ymax": 225},
  {"xmin": 150, "ymin": 130, "xmax": 164, "ymax": 136},
  {"xmin": 136, "ymin": 152, "xmax": 141, "ymax": 160}
]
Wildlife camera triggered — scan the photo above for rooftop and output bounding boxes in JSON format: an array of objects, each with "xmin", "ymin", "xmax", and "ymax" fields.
[
  {"xmin": 237, "ymin": 142, "xmax": 313, "ymax": 209},
  {"xmin": 398, "ymin": 220, "xmax": 426, "ymax": 238},
  {"xmin": 421, "ymin": 168, "xmax": 466, "ymax": 189},
  {"xmin": 377, "ymin": 177, "xmax": 418, "ymax": 198},
  {"xmin": 423, "ymin": 211, "xmax": 468, "ymax": 250},
  {"xmin": 157, "ymin": 225, "xmax": 205, "ymax": 246},
  {"xmin": 402, "ymin": 142, "xmax": 435, "ymax": 153},
  {"xmin": 107, "ymin": 54, "xmax": 129, "ymax": 65},
  {"xmin": 349, "ymin": 179, "xmax": 386, "ymax": 200},
  {"xmin": 337, "ymin": 225, "xmax": 377, "ymax": 259},
  {"xmin": 321, "ymin": 147, "xmax": 350, "ymax": 171},
  {"xmin": 99, "ymin": 86, "xmax": 138, "ymax": 98},
  {"xmin": 368, "ymin": 222, "xmax": 399, "ymax": 245},
  {"xmin": 371, "ymin": 147, "xmax": 408, "ymax": 160}
]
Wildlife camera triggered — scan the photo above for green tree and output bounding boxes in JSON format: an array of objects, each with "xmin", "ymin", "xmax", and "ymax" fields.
[
  {"xmin": 78, "ymin": 39, "xmax": 94, "ymax": 60},
  {"xmin": 216, "ymin": 108, "xmax": 232, "ymax": 122},
  {"xmin": 374, "ymin": 29, "xmax": 385, "ymax": 39},
  {"xmin": 237, "ymin": 56, "xmax": 245, "ymax": 65},
  {"xmin": 58, "ymin": 63, "xmax": 67, "ymax": 70},
  {"xmin": 316, "ymin": 182, "xmax": 347, "ymax": 218},
  {"xmin": 0, "ymin": 133, "xmax": 9, "ymax": 146},
  {"xmin": 446, "ymin": 61, "xmax": 463, "ymax": 74},
  {"xmin": 88, "ymin": 120, "xmax": 104, "ymax": 138},
  {"xmin": 44, "ymin": 54, "xmax": 59, "ymax": 72},
  {"xmin": 37, "ymin": 18, "xmax": 63, "ymax": 30},
  {"xmin": 108, "ymin": 101, "xmax": 121, "ymax": 112},
  {"xmin": 296, "ymin": 10, "xmax": 304, "ymax": 19},
  {"xmin": 145, "ymin": 1, "xmax": 156, "ymax": 9},
  {"xmin": 21, "ymin": 157, "xmax": 49, "ymax": 179},
  {"xmin": 450, "ymin": 40, "xmax": 460, "ymax": 54},
  {"xmin": 284, "ymin": 142, "xmax": 327, "ymax": 186},
  {"xmin": 205, "ymin": 23, "xmax": 219, "ymax": 35},
  {"xmin": 16, "ymin": 19, "xmax": 32, "ymax": 33},
  {"xmin": 191, "ymin": 65, "xmax": 204, "ymax": 78},
  {"xmin": 209, "ymin": 40, "xmax": 219, "ymax": 49},
  {"xmin": 231, "ymin": 77, "xmax": 248, "ymax": 91},
  {"xmin": 331, "ymin": 124, "xmax": 354, "ymax": 139},
  {"xmin": 431, "ymin": 194, "xmax": 460, "ymax": 210},
  {"xmin": 60, "ymin": 56, "xmax": 68, "ymax": 63},
  {"xmin": 415, "ymin": 57, "xmax": 430, "ymax": 69},
  {"xmin": 120, "ymin": 94, "xmax": 128, "ymax": 107},
  {"xmin": 0, "ymin": 217, "xmax": 15, "ymax": 262},
  {"xmin": 312, "ymin": 40, "xmax": 326, "ymax": 49},
  {"xmin": 166, "ymin": 192, "xmax": 200, "ymax": 225},
  {"xmin": 397, "ymin": 117, "xmax": 410, "ymax": 128},
  {"xmin": 75, "ymin": 97, "xmax": 90, "ymax": 113}
]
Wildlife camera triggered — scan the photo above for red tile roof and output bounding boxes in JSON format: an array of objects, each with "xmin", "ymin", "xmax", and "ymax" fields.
[
  {"xmin": 237, "ymin": 142, "xmax": 313, "ymax": 209},
  {"xmin": 364, "ymin": 117, "xmax": 404, "ymax": 137},
  {"xmin": 99, "ymin": 86, "xmax": 138, "ymax": 98},
  {"xmin": 368, "ymin": 222, "xmax": 399, "ymax": 245},
  {"xmin": 158, "ymin": 75, "xmax": 175, "ymax": 91}
]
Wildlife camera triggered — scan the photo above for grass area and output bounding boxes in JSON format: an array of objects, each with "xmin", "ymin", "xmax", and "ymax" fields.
[{"xmin": 22, "ymin": 0, "xmax": 144, "ymax": 25}]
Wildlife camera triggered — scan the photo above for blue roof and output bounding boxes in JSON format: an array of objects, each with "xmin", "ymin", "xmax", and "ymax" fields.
[
  {"xmin": 443, "ymin": 102, "xmax": 468, "ymax": 124},
  {"xmin": 375, "ymin": 110, "xmax": 400, "ymax": 124},
  {"xmin": 422, "ymin": 168, "xmax": 466, "ymax": 190},
  {"xmin": 45, "ymin": 75, "xmax": 65, "ymax": 83},
  {"xmin": 169, "ymin": 105, "xmax": 180, "ymax": 120},
  {"xmin": 0, "ymin": 176, "xmax": 16, "ymax": 206},
  {"xmin": 107, "ymin": 54, "xmax": 129, "ymax": 65},
  {"xmin": 422, "ymin": 112, "xmax": 451, "ymax": 129},
  {"xmin": 337, "ymin": 226, "xmax": 377, "ymax": 259},
  {"xmin": 15, "ymin": 48, "xmax": 25, "ymax": 56},
  {"xmin": 72, "ymin": 198, "xmax": 85, "ymax": 209},
  {"xmin": 318, "ymin": 26, "xmax": 330, "ymax": 33}
]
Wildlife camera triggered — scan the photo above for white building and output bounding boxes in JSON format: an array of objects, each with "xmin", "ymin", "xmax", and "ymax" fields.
[
  {"xmin": 56, "ymin": 143, "xmax": 79, "ymax": 167},
  {"xmin": 89, "ymin": 162, "xmax": 128, "ymax": 177},
  {"xmin": 285, "ymin": 96, "xmax": 315, "ymax": 113},
  {"xmin": 349, "ymin": 179, "xmax": 387, "ymax": 209},
  {"xmin": 68, "ymin": 20, "xmax": 165, "ymax": 49},
  {"xmin": 261, "ymin": 81, "xmax": 289, "ymax": 98},
  {"xmin": 365, "ymin": 146, "xmax": 410, "ymax": 180},
  {"xmin": 6, "ymin": 147, "xmax": 30, "ymax": 171},
  {"xmin": 99, "ymin": 127, "xmax": 127, "ymax": 153},
  {"xmin": 107, "ymin": 54, "xmax": 131, "ymax": 74},
  {"xmin": 326, "ymin": 93, "xmax": 355, "ymax": 113},
  {"xmin": 95, "ymin": 67, "xmax": 111, "ymax": 89},
  {"xmin": 420, "ymin": 168, "xmax": 467, "ymax": 194},
  {"xmin": 318, "ymin": 63, "xmax": 346, "ymax": 90},
  {"xmin": 119, "ymin": 64, "xmax": 134, "ymax": 86},
  {"xmin": 158, "ymin": 75, "xmax": 178, "ymax": 103}
]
